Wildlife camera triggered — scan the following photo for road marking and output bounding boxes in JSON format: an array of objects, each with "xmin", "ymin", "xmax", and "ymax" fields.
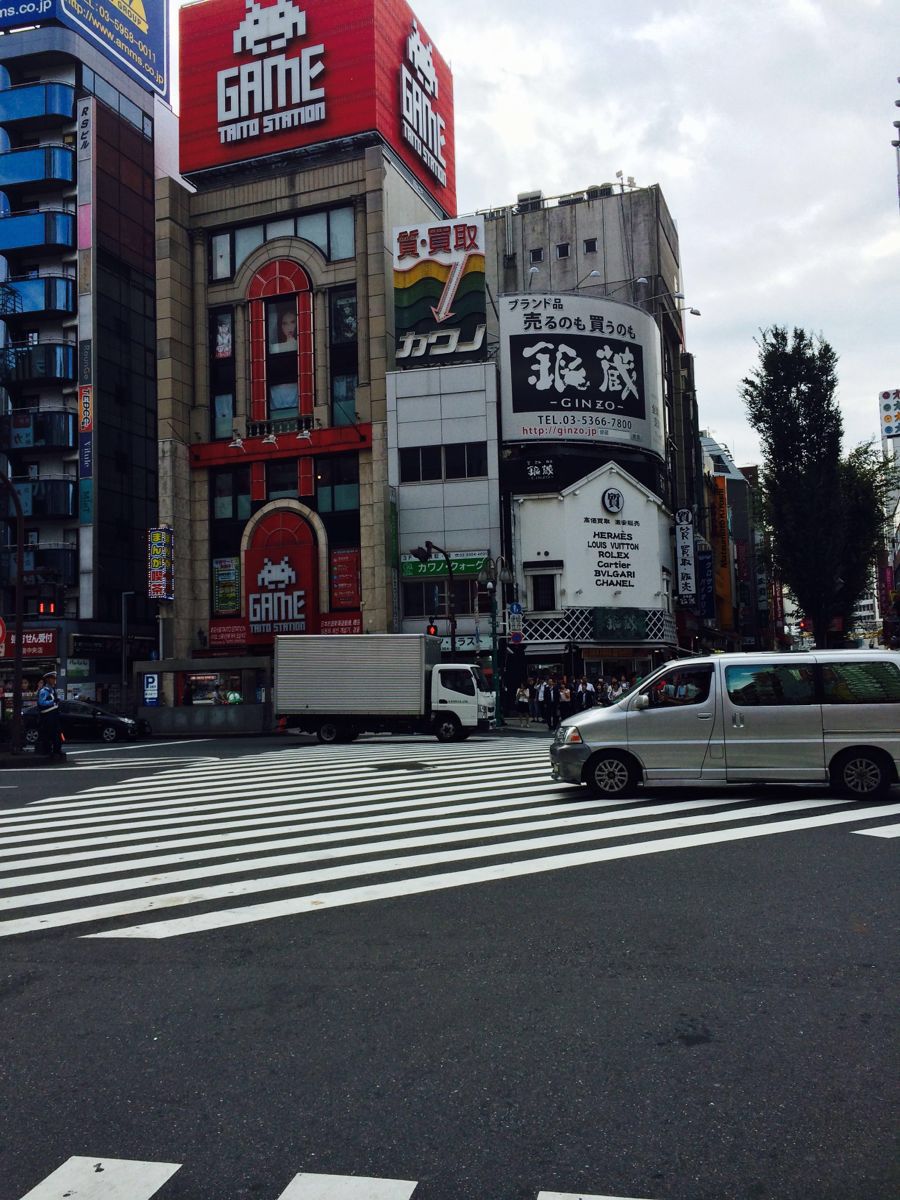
[
  {"xmin": 0, "ymin": 798, "xmax": 845, "ymax": 927},
  {"xmin": 17, "ymin": 1155, "xmax": 181, "ymax": 1199},
  {"xmin": 854, "ymin": 822, "xmax": 900, "ymax": 838},
  {"xmin": 65, "ymin": 739, "xmax": 214, "ymax": 755},
  {"xmin": 538, "ymin": 1193, "xmax": 655, "ymax": 1199},
  {"xmin": 277, "ymin": 1172, "xmax": 417, "ymax": 1199},
  {"xmin": 88, "ymin": 801, "xmax": 900, "ymax": 940}
]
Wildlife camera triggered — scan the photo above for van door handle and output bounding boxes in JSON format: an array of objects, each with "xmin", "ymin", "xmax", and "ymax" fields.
[{"xmin": 697, "ymin": 712, "xmax": 713, "ymax": 720}]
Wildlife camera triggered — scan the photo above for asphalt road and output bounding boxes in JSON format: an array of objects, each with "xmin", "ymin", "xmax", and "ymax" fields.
[{"xmin": 0, "ymin": 734, "xmax": 897, "ymax": 1200}]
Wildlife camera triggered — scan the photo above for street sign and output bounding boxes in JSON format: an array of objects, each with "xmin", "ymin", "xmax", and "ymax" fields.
[
  {"xmin": 509, "ymin": 630, "xmax": 525, "ymax": 645},
  {"xmin": 509, "ymin": 602, "xmax": 523, "ymax": 615}
]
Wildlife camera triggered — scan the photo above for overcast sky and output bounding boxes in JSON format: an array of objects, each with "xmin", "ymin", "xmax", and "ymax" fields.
[{"xmin": 412, "ymin": 0, "xmax": 900, "ymax": 465}]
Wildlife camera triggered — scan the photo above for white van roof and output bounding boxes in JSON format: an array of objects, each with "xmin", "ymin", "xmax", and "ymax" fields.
[{"xmin": 676, "ymin": 650, "xmax": 900, "ymax": 667}]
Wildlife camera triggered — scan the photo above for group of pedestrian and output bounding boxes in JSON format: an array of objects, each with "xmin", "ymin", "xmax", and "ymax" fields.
[{"xmin": 513, "ymin": 673, "xmax": 640, "ymax": 729}]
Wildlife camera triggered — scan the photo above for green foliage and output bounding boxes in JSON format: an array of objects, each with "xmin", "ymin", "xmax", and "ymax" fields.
[{"xmin": 740, "ymin": 326, "xmax": 887, "ymax": 646}]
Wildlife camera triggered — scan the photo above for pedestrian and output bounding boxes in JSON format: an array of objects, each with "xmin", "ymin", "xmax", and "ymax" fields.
[
  {"xmin": 528, "ymin": 677, "xmax": 541, "ymax": 723},
  {"xmin": 515, "ymin": 683, "xmax": 530, "ymax": 725},
  {"xmin": 579, "ymin": 676, "xmax": 596, "ymax": 709},
  {"xmin": 544, "ymin": 676, "xmax": 560, "ymax": 729},
  {"xmin": 36, "ymin": 669, "xmax": 65, "ymax": 761},
  {"xmin": 212, "ymin": 683, "xmax": 226, "ymax": 705},
  {"xmin": 182, "ymin": 679, "xmax": 194, "ymax": 706},
  {"xmin": 558, "ymin": 678, "xmax": 572, "ymax": 722}
]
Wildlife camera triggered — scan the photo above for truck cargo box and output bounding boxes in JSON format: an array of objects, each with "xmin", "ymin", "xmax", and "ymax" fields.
[{"xmin": 274, "ymin": 634, "xmax": 442, "ymax": 716}]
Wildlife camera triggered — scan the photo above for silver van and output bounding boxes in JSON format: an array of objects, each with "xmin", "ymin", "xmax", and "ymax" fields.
[{"xmin": 549, "ymin": 650, "xmax": 900, "ymax": 800}]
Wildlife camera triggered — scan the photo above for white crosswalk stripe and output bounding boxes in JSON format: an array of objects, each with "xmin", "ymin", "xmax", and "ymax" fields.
[
  {"xmin": 1, "ymin": 740, "xmax": 895, "ymax": 942},
  {"xmin": 17, "ymin": 1155, "xmax": 181, "ymax": 1198},
  {"xmin": 12, "ymin": 1155, "xmax": 662, "ymax": 1199}
]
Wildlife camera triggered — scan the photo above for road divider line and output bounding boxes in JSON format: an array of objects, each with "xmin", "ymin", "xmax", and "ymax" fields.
[
  {"xmin": 854, "ymin": 823, "xmax": 900, "ymax": 838},
  {"xmin": 277, "ymin": 1171, "xmax": 417, "ymax": 1199}
]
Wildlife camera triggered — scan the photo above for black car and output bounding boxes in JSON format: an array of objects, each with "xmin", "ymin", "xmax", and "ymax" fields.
[{"xmin": 23, "ymin": 700, "xmax": 140, "ymax": 746}]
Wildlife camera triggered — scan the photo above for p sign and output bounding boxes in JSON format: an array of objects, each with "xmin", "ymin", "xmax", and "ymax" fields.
[{"xmin": 143, "ymin": 673, "xmax": 160, "ymax": 706}]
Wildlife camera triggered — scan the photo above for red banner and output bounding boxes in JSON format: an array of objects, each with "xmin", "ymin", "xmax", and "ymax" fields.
[
  {"xmin": 0, "ymin": 628, "xmax": 59, "ymax": 659},
  {"xmin": 330, "ymin": 547, "xmax": 361, "ymax": 609},
  {"xmin": 320, "ymin": 612, "xmax": 363, "ymax": 635}
]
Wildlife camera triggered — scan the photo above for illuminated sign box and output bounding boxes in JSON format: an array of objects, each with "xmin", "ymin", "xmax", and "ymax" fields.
[{"xmin": 179, "ymin": 0, "xmax": 456, "ymax": 215}]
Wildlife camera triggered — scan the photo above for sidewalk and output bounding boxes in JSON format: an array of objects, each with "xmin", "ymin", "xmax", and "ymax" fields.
[{"xmin": 492, "ymin": 719, "xmax": 554, "ymax": 737}]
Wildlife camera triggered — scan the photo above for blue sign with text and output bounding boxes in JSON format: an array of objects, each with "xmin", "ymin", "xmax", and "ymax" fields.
[{"xmin": 0, "ymin": 0, "xmax": 169, "ymax": 98}]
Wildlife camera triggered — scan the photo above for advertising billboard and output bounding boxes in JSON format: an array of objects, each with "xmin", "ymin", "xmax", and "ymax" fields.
[
  {"xmin": 0, "ymin": 0, "xmax": 169, "ymax": 97},
  {"xmin": 879, "ymin": 389, "xmax": 900, "ymax": 439},
  {"xmin": 498, "ymin": 293, "xmax": 665, "ymax": 457},
  {"xmin": 179, "ymin": 0, "xmax": 456, "ymax": 214},
  {"xmin": 393, "ymin": 215, "xmax": 485, "ymax": 366}
]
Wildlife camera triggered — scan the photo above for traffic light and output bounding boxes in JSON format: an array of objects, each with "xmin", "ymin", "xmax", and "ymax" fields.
[
  {"xmin": 426, "ymin": 619, "xmax": 438, "ymax": 637},
  {"xmin": 37, "ymin": 596, "xmax": 56, "ymax": 616},
  {"xmin": 799, "ymin": 618, "xmax": 809, "ymax": 633}
]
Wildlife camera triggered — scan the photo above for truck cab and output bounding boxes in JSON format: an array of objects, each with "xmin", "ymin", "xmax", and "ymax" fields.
[{"xmin": 430, "ymin": 664, "xmax": 495, "ymax": 741}]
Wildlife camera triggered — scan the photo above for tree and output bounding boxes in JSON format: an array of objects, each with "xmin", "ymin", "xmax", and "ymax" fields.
[{"xmin": 740, "ymin": 326, "xmax": 886, "ymax": 647}]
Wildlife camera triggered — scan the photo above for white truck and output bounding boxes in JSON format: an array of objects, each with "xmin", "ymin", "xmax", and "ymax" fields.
[{"xmin": 274, "ymin": 634, "xmax": 495, "ymax": 743}]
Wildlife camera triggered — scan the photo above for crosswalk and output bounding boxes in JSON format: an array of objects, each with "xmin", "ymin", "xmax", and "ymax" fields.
[
  {"xmin": 13, "ymin": 1154, "xmax": 653, "ymax": 1199},
  {"xmin": 1, "ymin": 740, "xmax": 896, "ymax": 942}
]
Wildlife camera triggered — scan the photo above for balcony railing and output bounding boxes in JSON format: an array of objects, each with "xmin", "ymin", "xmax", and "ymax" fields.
[
  {"xmin": 0, "ymin": 542, "xmax": 77, "ymax": 587},
  {"xmin": 0, "ymin": 277, "xmax": 76, "ymax": 321},
  {"xmin": 521, "ymin": 607, "xmax": 678, "ymax": 647},
  {"xmin": 0, "ymin": 342, "xmax": 77, "ymax": 386},
  {"xmin": 0, "ymin": 408, "xmax": 77, "ymax": 452},
  {"xmin": 2, "ymin": 478, "xmax": 76, "ymax": 520},
  {"xmin": 0, "ymin": 82, "xmax": 75, "ymax": 127},
  {"xmin": 245, "ymin": 415, "xmax": 315, "ymax": 440},
  {"xmin": 0, "ymin": 145, "xmax": 74, "ymax": 191},
  {"xmin": 0, "ymin": 210, "xmax": 75, "ymax": 255}
]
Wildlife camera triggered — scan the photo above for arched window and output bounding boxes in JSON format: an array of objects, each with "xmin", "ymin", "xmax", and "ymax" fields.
[{"xmin": 247, "ymin": 260, "xmax": 313, "ymax": 424}]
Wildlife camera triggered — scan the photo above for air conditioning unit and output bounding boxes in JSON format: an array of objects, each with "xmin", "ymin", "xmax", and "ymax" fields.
[
  {"xmin": 586, "ymin": 184, "xmax": 614, "ymax": 199},
  {"xmin": 515, "ymin": 190, "xmax": 544, "ymax": 214},
  {"xmin": 558, "ymin": 192, "xmax": 585, "ymax": 207}
]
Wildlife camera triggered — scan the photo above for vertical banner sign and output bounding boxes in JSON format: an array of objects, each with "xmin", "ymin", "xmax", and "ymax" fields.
[
  {"xmin": 147, "ymin": 526, "xmax": 175, "ymax": 600},
  {"xmin": 212, "ymin": 556, "xmax": 240, "ymax": 615},
  {"xmin": 711, "ymin": 476, "xmax": 734, "ymax": 629},
  {"xmin": 330, "ymin": 548, "xmax": 361, "ymax": 609},
  {"xmin": 393, "ymin": 215, "xmax": 486, "ymax": 366},
  {"xmin": 674, "ymin": 508, "xmax": 695, "ymax": 600},
  {"xmin": 696, "ymin": 549, "xmax": 715, "ymax": 621},
  {"xmin": 879, "ymin": 389, "xmax": 900, "ymax": 438}
]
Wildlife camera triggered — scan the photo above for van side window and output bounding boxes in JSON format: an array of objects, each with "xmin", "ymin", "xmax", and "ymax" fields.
[
  {"xmin": 820, "ymin": 661, "xmax": 900, "ymax": 704},
  {"xmin": 642, "ymin": 665, "xmax": 712, "ymax": 708},
  {"xmin": 439, "ymin": 668, "xmax": 475, "ymax": 697},
  {"xmin": 725, "ymin": 664, "xmax": 816, "ymax": 707}
]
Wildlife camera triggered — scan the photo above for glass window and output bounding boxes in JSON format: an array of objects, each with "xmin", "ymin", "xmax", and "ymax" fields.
[
  {"xmin": 210, "ymin": 233, "xmax": 231, "ymax": 280},
  {"xmin": 316, "ymin": 454, "xmax": 359, "ymax": 512},
  {"xmin": 269, "ymin": 382, "xmax": 298, "ymax": 413},
  {"xmin": 94, "ymin": 74, "xmax": 118, "ymax": 111},
  {"xmin": 399, "ymin": 445, "xmax": 443, "ymax": 483},
  {"xmin": 820, "ymin": 661, "xmax": 900, "ymax": 704},
  {"xmin": 444, "ymin": 441, "xmax": 488, "ymax": 479},
  {"xmin": 556, "ymin": 243, "xmax": 570, "ymax": 259},
  {"xmin": 267, "ymin": 297, "xmax": 298, "ymax": 354},
  {"xmin": 211, "ymin": 310, "xmax": 233, "ymax": 360},
  {"xmin": 440, "ymin": 668, "xmax": 475, "ymax": 697},
  {"xmin": 328, "ymin": 207, "xmax": 355, "ymax": 259},
  {"xmin": 267, "ymin": 462, "xmax": 297, "ymax": 500},
  {"xmin": 82, "ymin": 67, "xmax": 95, "ymax": 91},
  {"xmin": 119, "ymin": 95, "xmax": 142, "ymax": 131},
  {"xmin": 725, "ymin": 664, "xmax": 816, "ymax": 707},
  {"xmin": 529, "ymin": 248, "xmax": 544, "ymax": 264},
  {"xmin": 584, "ymin": 238, "xmax": 598, "ymax": 254},
  {"xmin": 211, "ymin": 468, "xmax": 250, "ymax": 520},
  {"xmin": 266, "ymin": 217, "xmax": 294, "ymax": 239},
  {"xmin": 330, "ymin": 288, "xmax": 357, "ymax": 343},
  {"xmin": 234, "ymin": 223, "xmax": 264, "ymax": 269},
  {"xmin": 644, "ymin": 665, "xmax": 714, "ymax": 708},
  {"xmin": 531, "ymin": 574, "xmax": 556, "ymax": 611},
  {"xmin": 332, "ymin": 374, "xmax": 357, "ymax": 427},
  {"xmin": 212, "ymin": 393, "xmax": 234, "ymax": 440},
  {"xmin": 297, "ymin": 211, "xmax": 328, "ymax": 254}
]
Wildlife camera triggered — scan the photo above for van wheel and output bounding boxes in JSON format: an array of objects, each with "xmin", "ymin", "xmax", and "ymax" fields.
[
  {"xmin": 584, "ymin": 751, "xmax": 638, "ymax": 798},
  {"xmin": 316, "ymin": 721, "xmax": 341, "ymax": 744},
  {"xmin": 434, "ymin": 714, "xmax": 461, "ymax": 743},
  {"xmin": 829, "ymin": 750, "xmax": 892, "ymax": 800}
]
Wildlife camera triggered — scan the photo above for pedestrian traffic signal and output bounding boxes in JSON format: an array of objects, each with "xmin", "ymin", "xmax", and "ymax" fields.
[{"xmin": 426, "ymin": 619, "xmax": 438, "ymax": 637}]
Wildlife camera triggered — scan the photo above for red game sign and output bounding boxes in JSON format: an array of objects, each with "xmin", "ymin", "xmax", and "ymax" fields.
[{"xmin": 179, "ymin": 0, "xmax": 456, "ymax": 215}]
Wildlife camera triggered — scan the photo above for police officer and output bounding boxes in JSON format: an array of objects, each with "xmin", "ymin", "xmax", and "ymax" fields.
[{"xmin": 37, "ymin": 669, "xmax": 64, "ymax": 760}]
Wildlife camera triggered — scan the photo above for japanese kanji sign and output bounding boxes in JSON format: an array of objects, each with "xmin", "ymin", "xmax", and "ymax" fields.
[
  {"xmin": 393, "ymin": 215, "xmax": 486, "ymax": 367},
  {"xmin": 675, "ymin": 510, "xmax": 696, "ymax": 600},
  {"xmin": 147, "ymin": 526, "xmax": 175, "ymax": 601},
  {"xmin": 499, "ymin": 293, "xmax": 665, "ymax": 456}
]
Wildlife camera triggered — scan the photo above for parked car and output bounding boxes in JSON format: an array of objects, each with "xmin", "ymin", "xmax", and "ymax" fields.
[{"xmin": 22, "ymin": 700, "xmax": 140, "ymax": 746}]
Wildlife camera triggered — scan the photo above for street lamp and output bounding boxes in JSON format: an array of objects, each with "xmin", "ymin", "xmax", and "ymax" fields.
[
  {"xmin": 0, "ymin": 469, "xmax": 26, "ymax": 754},
  {"xmin": 478, "ymin": 556, "xmax": 513, "ymax": 726},
  {"xmin": 410, "ymin": 540, "xmax": 457, "ymax": 660}
]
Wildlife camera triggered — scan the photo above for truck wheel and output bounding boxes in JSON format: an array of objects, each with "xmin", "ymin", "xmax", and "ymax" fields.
[
  {"xmin": 316, "ymin": 721, "xmax": 341, "ymax": 744},
  {"xmin": 434, "ymin": 714, "xmax": 461, "ymax": 743},
  {"xmin": 829, "ymin": 749, "xmax": 892, "ymax": 800}
]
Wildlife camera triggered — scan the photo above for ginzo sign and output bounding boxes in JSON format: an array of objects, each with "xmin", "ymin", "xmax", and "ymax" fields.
[
  {"xmin": 180, "ymin": 0, "xmax": 456, "ymax": 214},
  {"xmin": 499, "ymin": 293, "xmax": 666, "ymax": 458}
]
